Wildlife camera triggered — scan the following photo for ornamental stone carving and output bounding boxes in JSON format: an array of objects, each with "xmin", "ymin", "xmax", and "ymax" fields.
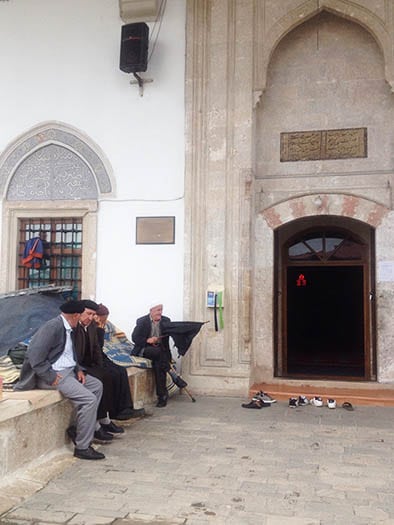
[
  {"xmin": 0, "ymin": 126, "xmax": 112, "ymax": 200},
  {"xmin": 6, "ymin": 144, "xmax": 98, "ymax": 201}
]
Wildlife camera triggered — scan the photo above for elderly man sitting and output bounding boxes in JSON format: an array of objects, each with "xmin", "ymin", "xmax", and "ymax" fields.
[{"xmin": 131, "ymin": 302, "xmax": 172, "ymax": 407}]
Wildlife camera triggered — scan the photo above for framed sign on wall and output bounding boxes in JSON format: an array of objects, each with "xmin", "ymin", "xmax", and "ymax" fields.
[{"xmin": 136, "ymin": 216, "xmax": 175, "ymax": 245}]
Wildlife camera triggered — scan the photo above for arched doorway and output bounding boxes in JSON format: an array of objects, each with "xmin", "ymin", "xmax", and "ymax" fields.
[{"xmin": 275, "ymin": 216, "xmax": 376, "ymax": 381}]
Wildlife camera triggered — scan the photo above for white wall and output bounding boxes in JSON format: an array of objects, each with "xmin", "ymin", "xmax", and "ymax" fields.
[{"xmin": 0, "ymin": 0, "xmax": 186, "ymax": 333}]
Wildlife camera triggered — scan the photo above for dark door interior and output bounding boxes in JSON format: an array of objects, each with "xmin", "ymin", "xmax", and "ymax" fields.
[
  {"xmin": 287, "ymin": 266, "xmax": 364, "ymax": 377},
  {"xmin": 275, "ymin": 217, "xmax": 375, "ymax": 381}
]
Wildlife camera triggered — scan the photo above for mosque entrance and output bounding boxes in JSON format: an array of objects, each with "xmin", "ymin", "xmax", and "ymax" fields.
[{"xmin": 275, "ymin": 217, "xmax": 376, "ymax": 380}]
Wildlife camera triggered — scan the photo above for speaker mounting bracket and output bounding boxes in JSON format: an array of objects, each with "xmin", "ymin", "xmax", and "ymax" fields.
[{"xmin": 130, "ymin": 73, "xmax": 153, "ymax": 97}]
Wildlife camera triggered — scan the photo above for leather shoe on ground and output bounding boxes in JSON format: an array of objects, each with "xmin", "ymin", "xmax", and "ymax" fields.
[
  {"xmin": 156, "ymin": 396, "xmax": 168, "ymax": 408},
  {"xmin": 115, "ymin": 408, "xmax": 146, "ymax": 420},
  {"xmin": 101, "ymin": 421, "xmax": 124, "ymax": 434},
  {"xmin": 74, "ymin": 446, "xmax": 105, "ymax": 460},
  {"xmin": 66, "ymin": 425, "xmax": 77, "ymax": 445},
  {"xmin": 93, "ymin": 428, "xmax": 113, "ymax": 443}
]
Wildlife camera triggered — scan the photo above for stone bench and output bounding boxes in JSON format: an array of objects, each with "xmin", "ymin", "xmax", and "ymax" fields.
[{"xmin": 0, "ymin": 366, "xmax": 154, "ymax": 478}]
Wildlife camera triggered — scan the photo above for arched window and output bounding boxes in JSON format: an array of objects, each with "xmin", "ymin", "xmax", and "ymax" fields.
[{"xmin": 288, "ymin": 230, "xmax": 367, "ymax": 262}]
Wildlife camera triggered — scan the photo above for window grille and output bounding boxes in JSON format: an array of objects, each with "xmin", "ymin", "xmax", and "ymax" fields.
[{"xmin": 18, "ymin": 218, "xmax": 82, "ymax": 297}]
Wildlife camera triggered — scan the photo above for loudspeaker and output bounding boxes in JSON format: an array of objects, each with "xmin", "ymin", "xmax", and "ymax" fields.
[{"xmin": 120, "ymin": 23, "xmax": 149, "ymax": 74}]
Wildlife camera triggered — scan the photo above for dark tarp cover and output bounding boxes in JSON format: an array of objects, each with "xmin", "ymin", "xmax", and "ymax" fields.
[{"xmin": 0, "ymin": 292, "xmax": 67, "ymax": 356}]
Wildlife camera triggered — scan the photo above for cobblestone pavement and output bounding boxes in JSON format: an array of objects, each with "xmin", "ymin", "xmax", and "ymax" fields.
[{"xmin": 1, "ymin": 394, "xmax": 394, "ymax": 525}]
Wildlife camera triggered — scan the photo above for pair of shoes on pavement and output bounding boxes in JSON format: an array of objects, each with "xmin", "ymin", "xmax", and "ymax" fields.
[
  {"xmin": 241, "ymin": 390, "xmax": 276, "ymax": 409},
  {"xmin": 115, "ymin": 407, "xmax": 146, "ymax": 420},
  {"xmin": 242, "ymin": 398, "xmax": 269, "ymax": 409},
  {"xmin": 288, "ymin": 395, "xmax": 309, "ymax": 408},
  {"xmin": 253, "ymin": 391, "xmax": 277, "ymax": 404},
  {"xmin": 310, "ymin": 397, "xmax": 337, "ymax": 408}
]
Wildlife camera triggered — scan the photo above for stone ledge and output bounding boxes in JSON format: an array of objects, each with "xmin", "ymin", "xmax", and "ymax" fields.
[{"xmin": 0, "ymin": 366, "xmax": 154, "ymax": 478}]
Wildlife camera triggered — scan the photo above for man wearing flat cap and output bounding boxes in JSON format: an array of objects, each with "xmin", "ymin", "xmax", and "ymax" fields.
[
  {"xmin": 132, "ymin": 302, "xmax": 172, "ymax": 407},
  {"xmin": 14, "ymin": 300, "xmax": 105, "ymax": 460}
]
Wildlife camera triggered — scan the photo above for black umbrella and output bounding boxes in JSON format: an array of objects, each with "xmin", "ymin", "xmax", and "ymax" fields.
[{"xmin": 160, "ymin": 320, "xmax": 208, "ymax": 356}]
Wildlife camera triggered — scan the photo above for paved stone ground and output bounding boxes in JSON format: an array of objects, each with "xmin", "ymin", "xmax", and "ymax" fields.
[{"xmin": 1, "ymin": 394, "xmax": 394, "ymax": 525}]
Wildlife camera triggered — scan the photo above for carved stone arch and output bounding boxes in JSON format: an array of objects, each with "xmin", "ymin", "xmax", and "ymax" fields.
[
  {"xmin": 252, "ymin": 192, "xmax": 388, "ymax": 384},
  {"xmin": 0, "ymin": 121, "xmax": 113, "ymax": 200},
  {"xmin": 255, "ymin": 0, "xmax": 394, "ymax": 96},
  {"xmin": 259, "ymin": 193, "xmax": 390, "ymax": 230}
]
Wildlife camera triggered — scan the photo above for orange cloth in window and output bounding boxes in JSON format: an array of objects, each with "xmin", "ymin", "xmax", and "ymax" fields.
[{"xmin": 22, "ymin": 237, "xmax": 44, "ymax": 269}]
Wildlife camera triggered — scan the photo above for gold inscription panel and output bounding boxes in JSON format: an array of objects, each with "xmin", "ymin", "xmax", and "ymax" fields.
[{"xmin": 280, "ymin": 128, "xmax": 367, "ymax": 162}]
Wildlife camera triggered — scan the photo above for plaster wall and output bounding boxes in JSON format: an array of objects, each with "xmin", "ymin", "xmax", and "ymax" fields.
[{"xmin": 0, "ymin": 0, "xmax": 186, "ymax": 332}]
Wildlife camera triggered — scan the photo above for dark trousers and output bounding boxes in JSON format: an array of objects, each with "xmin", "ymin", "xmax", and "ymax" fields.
[
  {"xmin": 102, "ymin": 354, "xmax": 134, "ymax": 417},
  {"xmin": 82, "ymin": 365, "xmax": 114, "ymax": 419},
  {"xmin": 142, "ymin": 345, "xmax": 170, "ymax": 398}
]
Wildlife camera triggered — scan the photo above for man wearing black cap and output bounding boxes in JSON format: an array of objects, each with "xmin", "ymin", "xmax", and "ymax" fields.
[{"xmin": 14, "ymin": 300, "xmax": 105, "ymax": 460}]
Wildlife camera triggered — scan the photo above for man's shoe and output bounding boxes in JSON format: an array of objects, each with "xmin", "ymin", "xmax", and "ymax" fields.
[
  {"xmin": 288, "ymin": 397, "xmax": 298, "ymax": 408},
  {"xmin": 156, "ymin": 397, "xmax": 167, "ymax": 408},
  {"xmin": 93, "ymin": 428, "xmax": 113, "ymax": 444},
  {"xmin": 310, "ymin": 396, "xmax": 323, "ymax": 407},
  {"xmin": 242, "ymin": 399, "xmax": 269, "ymax": 409},
  {"xmin": 66, "ymin": 425, "xmax": 77, "ymax": 445},
  {"xmin": 327, "ymin": 398, "xmax": 337, "ymax": 409},
  {"xmin": 115, "ymin": 407, "xmax": 146, "ymax": 420},
  {"xmin": 255, "ymin": 391, "xmax": 277, "ymax": 404},
  {"xmin": 297, "ymin": 395, "xmax": 309, "ymax": 406},
  {"xmin": 101, "ymin": 421, "xmax": 125, "ymax": 434},
  {"xmin": 74, "ymin": 446, "xmax": 105, "ymax": 460}
]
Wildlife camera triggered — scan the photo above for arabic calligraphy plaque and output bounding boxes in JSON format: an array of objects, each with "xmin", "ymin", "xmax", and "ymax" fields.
[{"xmin": 280, "ymin": 128, "xmax": 367, "ymax": 162}]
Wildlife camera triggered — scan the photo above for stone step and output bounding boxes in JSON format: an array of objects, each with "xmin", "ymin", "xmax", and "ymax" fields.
[{"xmin": 250, "ymin": 382, "xmax": 394, "ymax": 406}]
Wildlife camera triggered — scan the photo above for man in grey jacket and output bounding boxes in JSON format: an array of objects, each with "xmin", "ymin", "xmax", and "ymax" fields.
[{"xmin": 14, "ymin": 300, "xmax": 105, "ymax": 460}]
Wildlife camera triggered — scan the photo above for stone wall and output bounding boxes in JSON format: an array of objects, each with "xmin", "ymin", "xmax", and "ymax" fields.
[{"xmin": 184, "ymin": 0, "xmax": 394, "ymax": 394}]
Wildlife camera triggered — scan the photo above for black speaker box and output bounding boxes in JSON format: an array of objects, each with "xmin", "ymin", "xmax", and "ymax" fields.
[{"xmin": 120, "ymin": 23, "xmax": 149, "ymax": 73}]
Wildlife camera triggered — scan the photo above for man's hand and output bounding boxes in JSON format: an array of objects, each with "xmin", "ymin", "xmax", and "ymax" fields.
[
  {"xmin": 77, "ymin": 370, "xmax": 86, "ymax": 384},
  {"xmin": 52, "ymin": 373, "xmax": 62, "ymax": 386},
  {"xmin": 147, "ymin": 336, "xmax": 159, "ymax": 345}
]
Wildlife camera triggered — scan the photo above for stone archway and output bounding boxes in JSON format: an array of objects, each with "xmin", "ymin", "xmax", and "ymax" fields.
[{"xmin": 252, "ymin": 194, "xmax": 390, "ymax": 386}]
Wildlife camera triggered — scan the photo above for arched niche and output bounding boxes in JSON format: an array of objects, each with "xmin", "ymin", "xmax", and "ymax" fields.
[
  {"xmin": 255, "ymin": 1, "xmax": 394, "ymax": 96},
  {"xmin": 0, "ymin": 122, "xmax": 113, "ymax": 297},
  {"xmin": 0, "ymin": 122, "xmax": 113, "ymax": 199}
]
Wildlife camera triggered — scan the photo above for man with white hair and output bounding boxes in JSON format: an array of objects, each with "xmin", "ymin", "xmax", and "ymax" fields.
[{"xmin": 131, "ymin": 302, "xmax": 171, "ymax": 407}]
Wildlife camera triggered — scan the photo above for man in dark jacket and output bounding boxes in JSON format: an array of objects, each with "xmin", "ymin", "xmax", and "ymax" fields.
[
  {"xmin": 14, "ymin": 300, "xmax": 105, "ymax": 461},
  {"xmin": 132, "ymin": 302, "xmax": 171, "ymax": 407},
  {"xmin": 74, "ymin": 300, "xmax": 120, "ymax": 440},
  {"xmin": 75, "ymin": 300, "xmax": 144, "ymax": 438}
]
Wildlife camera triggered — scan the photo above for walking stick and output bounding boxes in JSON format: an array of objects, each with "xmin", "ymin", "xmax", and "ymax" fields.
[{"xmin": 169, "ymin": 363, "xmax": 196, "ymax": 402}]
